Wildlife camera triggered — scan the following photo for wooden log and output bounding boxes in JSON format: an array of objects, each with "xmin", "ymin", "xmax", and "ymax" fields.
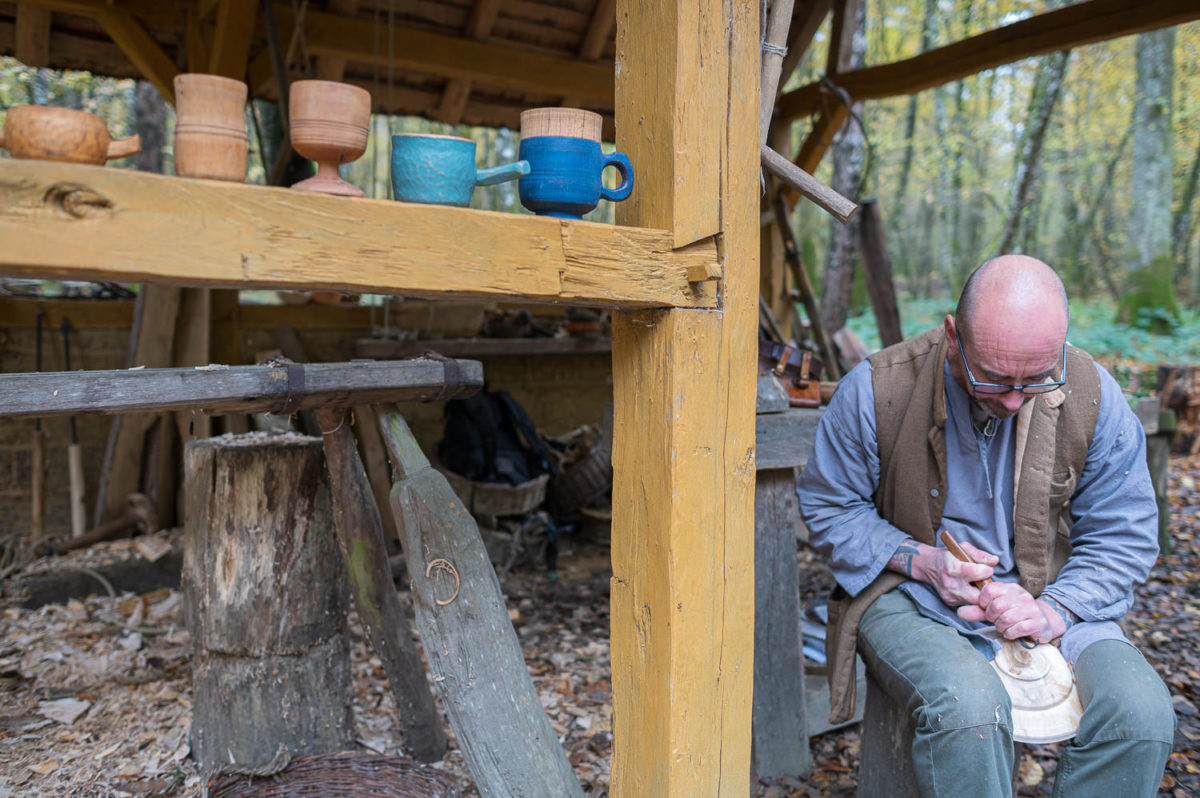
[
  {"xmin": 376, "ymin": 408, "xmax": 583, "ymax": 798},
  {"xmin": 752, "ymin": 467, "xmax": 810, "ymax": 779},
  {"xmin": 0, "ymin": 359, "xmax": 484, "ymax": 419},
  {"xmin": 181, "ymin": 434, "xmax": 354, "ymax": 775},
  {"xmin": 317, "ymin": 407, "xmax": 447, "ymax": 763},
  {"xmin": 855, "ymin": 199, "xmax": 903, "ymax": 348}
]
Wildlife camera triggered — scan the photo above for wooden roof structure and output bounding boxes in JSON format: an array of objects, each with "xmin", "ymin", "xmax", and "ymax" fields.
[
  {"xmin": 3, "ymin": 1, "xmax": 1195, "ymax": 141},
  {"xmin": 1, "ymin": 2, "xmax": 1198, "ymax": 797}
]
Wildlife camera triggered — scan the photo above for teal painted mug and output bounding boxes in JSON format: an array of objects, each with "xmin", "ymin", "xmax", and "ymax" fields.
[{"xmin": 390, "ymin": 133, "xmax": 529, "ymax": 207}]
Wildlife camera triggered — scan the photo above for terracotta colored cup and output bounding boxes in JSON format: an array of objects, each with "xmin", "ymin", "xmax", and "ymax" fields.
[
  {"xmin": 173, "ymin": 73, "xmax": 249, "ymax": 181},
  {"xmin": 0, "ymin": 105, "xmax": 141, "ymax": 165},
  {"xmin": 289, "ymin": 80, "xmax": 371, "ymax": 197}
]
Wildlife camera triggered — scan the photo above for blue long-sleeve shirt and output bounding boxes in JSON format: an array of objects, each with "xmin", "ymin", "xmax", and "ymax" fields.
[{"xmin": 796, "ymin": 354, "xmax": 1159, "ymax": 665}]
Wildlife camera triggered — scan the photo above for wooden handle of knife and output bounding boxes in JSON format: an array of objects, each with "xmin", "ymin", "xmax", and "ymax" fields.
[{"xmin": 938, "ymin": 529, "xmax": 993, "ymax": 589}]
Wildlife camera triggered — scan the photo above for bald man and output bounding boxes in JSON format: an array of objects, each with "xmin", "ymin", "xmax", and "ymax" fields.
[{"xmin": 798, "ymin": 256, "xmax": 1174, "ymax": 796}]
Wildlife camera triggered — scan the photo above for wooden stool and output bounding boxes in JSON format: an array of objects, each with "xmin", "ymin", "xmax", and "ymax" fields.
[{"xmin": 858, "ymin": 673, "xmax": 1024, "ymax": 797}]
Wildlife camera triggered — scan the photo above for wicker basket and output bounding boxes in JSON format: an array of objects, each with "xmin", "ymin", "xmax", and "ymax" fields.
[
  {"xmin": 209, "ymin": 752, "xmax": 461, "ymax": 797},
  {"xmin": 551, "ymin": 442, "xmax": 612, "ymax": 518},
  {"xmin": 440, "ymin": 468, "xmax": 549, "ymax": 518}
]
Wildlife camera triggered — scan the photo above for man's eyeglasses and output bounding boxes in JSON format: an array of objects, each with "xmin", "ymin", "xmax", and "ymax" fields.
[{"xmin": 955, "ymin": 336, "xmax": 1067, "ymax": 396}]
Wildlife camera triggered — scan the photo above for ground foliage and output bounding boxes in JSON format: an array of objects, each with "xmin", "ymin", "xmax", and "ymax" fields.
[{"xmin": 2, "ymin": 455, "xmax": 1200, "ymax": 795}]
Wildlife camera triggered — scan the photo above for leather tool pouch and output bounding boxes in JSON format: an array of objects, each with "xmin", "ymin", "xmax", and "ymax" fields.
[{"xmin": 758, "ymin": 340, "xmax": 823, "ymax": 407}]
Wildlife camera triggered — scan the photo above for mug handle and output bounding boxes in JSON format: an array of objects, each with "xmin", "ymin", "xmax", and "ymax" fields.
[
  {"xmin": 599, "ymin": 152, "xmax": 634, "ymax": 202},
  {"xmin": 475, "ymin": 160, "xmax": 531, "ymax": 187},
  {"xmin": 106, "ymin": 133, "xmax": 142, "ymax": 161}
]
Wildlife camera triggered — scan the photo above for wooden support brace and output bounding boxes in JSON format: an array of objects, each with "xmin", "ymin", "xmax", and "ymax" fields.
[
  {"xmin": 318, "ymin": 406, "xmax": 447, "ymax": 763},
  {"xmin": 15, "ymin": 6, "xmax": 52, "ymax": 67},
  {"xmin": 95, "ymin": 9, "xmax": 178, "ymax": 104},
  {"xmin": 377, "ymin": 408, "xmax": 584, "ymax": 797}
]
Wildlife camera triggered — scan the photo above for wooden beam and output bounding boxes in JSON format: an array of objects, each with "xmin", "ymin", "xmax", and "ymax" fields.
[
  {"xmin": 0, "ymin": 360, "xmax": 484, "ymax": 419},
  {"xmin": 94, "ymin": 8, "xmax": 178, "ymax": 104},
  {"xmin": 825, "ymin": 0, "xmax": 857, "ymax": 75},
  {"xmin": 0, "ymin": 159, "xmax": 718, "ymax": 310},
  {"xmin": 562, "ymin": 0, "xmax": 615, "ymax": 107},
  {"xmin": 207, "ymin": 0, "xmax": 258, "ymax": 80},
  {"xmin": 611, "ymin": 0, "xmax": 757, "ymax": 794},
  {"xmin": 315, "ymin": 0, "xmax": 360, "ymax": 81},
  {"xmin": 779, "ymin": 0, "xmax": 1200, "ymax": 122},
  {"xmin": 275, "ymin": 4, "xmax": 614, "ymax": 106},
  {"xmin": 15, "ymin": 5, "xmax": 51, "ymax": 67},
  {"xmin": 185, "ymin": 10, "xmax": 214, "ymax": 75},
  {"xmin": 793, "ymin": 99, "xmax": 850, "ymax": 179},
  {"xmin": 434, "ymin": 0, "xmax": 504, "ymax": 125}
]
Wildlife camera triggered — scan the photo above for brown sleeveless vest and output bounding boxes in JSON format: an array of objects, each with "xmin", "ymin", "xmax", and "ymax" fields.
[{"xmin": 821, "ymin": 326, "xmax": 1101, "ymax": 723}]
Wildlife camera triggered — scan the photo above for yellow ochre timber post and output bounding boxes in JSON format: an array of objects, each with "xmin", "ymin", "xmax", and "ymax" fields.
[{"xmin": 611, "ymin": 0, "xmax": 759, "ymax": 795}]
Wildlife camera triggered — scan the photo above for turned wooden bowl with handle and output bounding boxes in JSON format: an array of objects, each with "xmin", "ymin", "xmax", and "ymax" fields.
[{"xmin": 0, "ymin": 105, "xmax": 141, "ymax": 165}]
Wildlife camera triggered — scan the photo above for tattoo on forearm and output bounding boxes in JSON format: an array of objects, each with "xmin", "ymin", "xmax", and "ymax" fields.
[
  {"xmin": 1041, "ymin": 596, "xmax": 1077, "ymax": 630},
  {"xmin": 889, "ymin": 538, "xmax": 921, "ymax": 577}
]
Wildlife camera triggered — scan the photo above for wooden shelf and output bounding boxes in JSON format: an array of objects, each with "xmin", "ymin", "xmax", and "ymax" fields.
[
  {"xmin": 356, "ymin": 336, "xmax": 612, "ymax": 358},
  {"xmin": 0, "ymin": 159, "xmax": 720, "ymax": 310}
]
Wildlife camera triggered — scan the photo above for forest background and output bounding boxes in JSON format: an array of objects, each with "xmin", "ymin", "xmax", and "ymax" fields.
[{"xmin": 1, "ymin": 1, "xmax": 1199, "ymax": 389}]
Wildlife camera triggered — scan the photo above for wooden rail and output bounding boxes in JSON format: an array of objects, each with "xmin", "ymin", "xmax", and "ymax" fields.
[{"xmin": 0, "ymin": 160, "xmax": 720, "ymax": 310}]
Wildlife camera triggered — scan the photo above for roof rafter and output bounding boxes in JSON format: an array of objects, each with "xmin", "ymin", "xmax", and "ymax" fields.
[{"xmin": 779, "ymin": 0, "xmax": 1200, "ymax": 122}]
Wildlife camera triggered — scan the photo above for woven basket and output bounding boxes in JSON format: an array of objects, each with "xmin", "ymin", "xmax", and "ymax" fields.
[
  {"xmin": 551, "ymin": 442, "xmax": 612, "ymax": 517},
  {"xmin": 440, "ymin": 468, "xmax": 549, "ymax": 518},
  {"xmin": 209, "ymin": 752, "xmax": 461, "ymax": 797}
]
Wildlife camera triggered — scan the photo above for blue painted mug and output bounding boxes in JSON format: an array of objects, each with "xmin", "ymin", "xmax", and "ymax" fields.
[
  {"xmin": 518, "ymin": 137, "xmax": 634, "ymax": 219},
  {"xmin": 391, "ymin": 133, "xmax": 529, "ymax": 207}
]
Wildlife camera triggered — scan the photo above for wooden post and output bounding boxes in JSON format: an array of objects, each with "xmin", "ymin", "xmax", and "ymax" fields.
[
  {"xmin": 181, "ymin": 434, "xmax": 354, "ymax": 774},
  {"xmin": 317, "ymin": 407, "xmax": 447, "ymax": 763},
  {"xmin": 612, "ymin": 0, "xmax": 758, "ymax": 794},
  {"xmin": 377, "ymin": 407, "xmax": 583, "ymax": 798},
  {"xmin": 752, "ymin": 468, "xmax": 810, "ymax": 778}
]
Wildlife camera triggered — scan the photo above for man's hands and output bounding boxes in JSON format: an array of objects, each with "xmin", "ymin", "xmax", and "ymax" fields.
[
  {"xmin": 889, "ymin": 536, "xmax": 1076, "ymax": 644},
  {"xmin": 888, "ymin": 537, "xmax": 997, "ymax": 607},
  {"xmin": 958, "ymin": 586, "xmax": 1073, "ymax": 643}
]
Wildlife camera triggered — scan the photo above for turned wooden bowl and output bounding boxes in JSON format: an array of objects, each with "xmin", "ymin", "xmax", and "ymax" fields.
[{"xmin": 0, "ymin": 105, "xmax": 141, "ymax": 165}]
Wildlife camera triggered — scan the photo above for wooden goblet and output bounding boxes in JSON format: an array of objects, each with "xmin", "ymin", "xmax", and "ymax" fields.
[{"xmin": 288, "ymin": 80, "xmax": 371, "ymax": 197}]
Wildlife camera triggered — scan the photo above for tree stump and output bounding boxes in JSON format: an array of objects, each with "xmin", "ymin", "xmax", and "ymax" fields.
[{"xmin": 182, "ymin": 433, "xmax": 354, "ymax": 775}]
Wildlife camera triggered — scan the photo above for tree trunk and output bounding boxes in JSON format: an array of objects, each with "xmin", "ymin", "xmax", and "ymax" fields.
[
  {"xmin": 182, "ymin": 434, "xmax": 355, "ymax": 776},
  {"xmin": 134, "ymin": 81, "xmax": 166, "ymax": 174},
  {"xmin": 998, "ymin": 48, "xmax": 1070, "ymax": 254},
  {"xmin": 1129, "ymin": 27, "xmax": 1176, "ymax": 272},
  {"xmin": 818, "ymin": 0, "xmax": 867, "ymax": 336},
  {"xmin": 1172, "ymin": 132, "xmax": 1200, "ymax": 284}
]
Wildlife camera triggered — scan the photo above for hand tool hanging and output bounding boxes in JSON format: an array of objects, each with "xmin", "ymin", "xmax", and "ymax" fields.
[
  {"xmin": 61, "ymin": 316, "xmax": 87, "ymax": 538},
  {"xmin": 31, "ymin": 308, "xmax": 47, "ymax": 543}
]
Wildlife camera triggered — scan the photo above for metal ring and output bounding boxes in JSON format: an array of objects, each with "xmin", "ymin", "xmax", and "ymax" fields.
[{"xmin": 424, "ymin": 557, "xmax": 460, "ymax": 606}]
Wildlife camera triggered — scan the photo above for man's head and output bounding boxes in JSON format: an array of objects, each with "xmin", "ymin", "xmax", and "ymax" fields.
[{"xmin": 944, "ymin": 255, "xmax": 1069, "ymax": 419}]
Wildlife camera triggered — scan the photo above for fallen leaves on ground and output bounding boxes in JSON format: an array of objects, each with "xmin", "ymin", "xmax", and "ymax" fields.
[{"xmin": 3, "ymin": 456, "xmax": 1200, "ymax": 796}]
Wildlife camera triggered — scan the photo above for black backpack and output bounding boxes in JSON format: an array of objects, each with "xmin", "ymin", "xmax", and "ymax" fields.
[{"xmin": 439, "ymin": 391, "xmax": 556, "ymax": 486}]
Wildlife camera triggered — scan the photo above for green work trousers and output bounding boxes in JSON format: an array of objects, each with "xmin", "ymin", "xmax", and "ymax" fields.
[{"xmin": 857, "ymin": 588, "xmax": 1175, "ymax": 798}]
